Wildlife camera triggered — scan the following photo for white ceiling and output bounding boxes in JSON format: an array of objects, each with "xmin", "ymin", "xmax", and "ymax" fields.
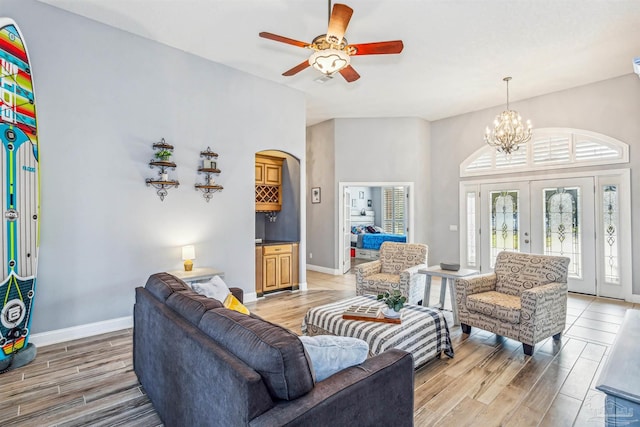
[{"xmin": 38, "ymin": 0, "xmax": 640, "ymax": 125}]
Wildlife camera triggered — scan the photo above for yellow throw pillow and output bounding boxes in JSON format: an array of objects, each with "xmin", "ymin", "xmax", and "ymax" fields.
[{"xmin": 223, "ymin": 293, "xmax": 250, "ymax": 315}]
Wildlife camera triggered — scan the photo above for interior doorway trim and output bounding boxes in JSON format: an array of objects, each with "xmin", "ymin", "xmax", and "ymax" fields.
[{"xmin": 338, "ymin": 182, "xmax": 415, "ymax": 276}]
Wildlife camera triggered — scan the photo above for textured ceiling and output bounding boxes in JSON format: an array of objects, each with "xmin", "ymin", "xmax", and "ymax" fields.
[{"xmin": 38, "ymin": 0, "xmax": 640, "ymax": 125}]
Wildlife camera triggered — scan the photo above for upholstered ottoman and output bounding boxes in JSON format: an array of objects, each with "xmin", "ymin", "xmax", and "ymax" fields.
[{"xmin": 302, "ymin": 295, "xmax": 454, "ymax": 368}]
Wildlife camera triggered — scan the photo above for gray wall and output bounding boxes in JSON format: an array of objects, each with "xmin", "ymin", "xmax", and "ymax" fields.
[
  {"xmin": 4, "ymin": 0, "xmax": 306, "ymax": 333},
  {"xmin": 306, "ymin": 121, "xmax": 335, "ymax": 267},
  {"xmin": 430, "ymin": 74, "xmax": 640, "ymax": 292},
  {"xmin": 306, "ymin": 117, "xmax": 431, "ymax": 270}
]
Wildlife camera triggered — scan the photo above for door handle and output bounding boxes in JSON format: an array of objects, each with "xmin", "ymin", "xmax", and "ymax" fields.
[{"xmin": 524, "ymin": 239, "xmax": 530, "ymax": 243}]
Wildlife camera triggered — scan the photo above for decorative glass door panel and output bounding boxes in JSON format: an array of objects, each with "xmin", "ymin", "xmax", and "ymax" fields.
[
  {"xmin": 531, "ymin": 178, "xmax": 595, "ymax": 294},
  {"xmin": 602, "ymin": 185, "xmax": 620, "ymax": 284},
  {"xmin": 490, "ymin": 190, "xmax": 520, "ymax": 267},
  {"xmin": 543, "ymin": 187, "xmax": 582, "ymax": 278},
  {"xmin": 480, "ymin": 182, "xmax": 529, "ymax": 271},
  {"xmin": 597, "ymin": 174, "xmax": 629, "ymax": 300}
]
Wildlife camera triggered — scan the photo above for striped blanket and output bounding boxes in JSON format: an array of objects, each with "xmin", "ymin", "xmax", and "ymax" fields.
[{"xmin": 302, "ymin": 295, "xmax": 454, "ymax": 368}]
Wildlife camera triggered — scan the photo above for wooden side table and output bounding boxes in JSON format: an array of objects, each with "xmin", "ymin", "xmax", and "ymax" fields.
[
  {"xmin": 418, "ymin": 266, "xmax": 479, "ymax": 325},
  {"xmin": 167, "ymin": 267, "xmax": 225, "ymax": 284}
]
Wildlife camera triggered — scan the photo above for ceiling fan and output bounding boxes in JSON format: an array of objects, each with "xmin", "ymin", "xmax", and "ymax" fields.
[{"xmin": 259, "ymin": 2, "xmax": 404, "ymax": 82}]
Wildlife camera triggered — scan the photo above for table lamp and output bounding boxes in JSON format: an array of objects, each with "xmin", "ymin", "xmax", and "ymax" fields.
[{"xmin": 182, "ymin": 245, "xmax": 196, "ymax": 271}]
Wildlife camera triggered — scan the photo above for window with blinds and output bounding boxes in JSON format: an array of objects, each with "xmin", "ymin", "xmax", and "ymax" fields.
[
  {"xmin": 382, "ymin": 186, "xmax": 406, "ymax": 234},
  {"xmin": 461, "ymin": 128, "xmax": 628, "ymax": 177}
]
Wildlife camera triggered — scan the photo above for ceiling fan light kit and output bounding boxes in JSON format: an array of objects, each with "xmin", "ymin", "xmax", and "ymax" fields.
[
  {"xmin": 309, "ymin": 48, "xmax": 350, "ymax": 75},
  {"xmin": 258, "ymin": 2, "xmax": 403, "ymax": 83}
]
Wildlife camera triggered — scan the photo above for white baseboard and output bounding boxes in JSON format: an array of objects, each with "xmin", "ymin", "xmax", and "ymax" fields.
[
  {"xmin": 29, "ymin": 316, "xmax": 133, "ymax": 347},
  {"xmin": 628, "ymin": 294, "xmax": 640, "ymax": 304},
  {"xmin": 307, "ymin": 264, "xmax": 341, "ymax": 275},
  {"xmin": 244, "ymin": 291, "xmax": 258, "ymax": 303}
]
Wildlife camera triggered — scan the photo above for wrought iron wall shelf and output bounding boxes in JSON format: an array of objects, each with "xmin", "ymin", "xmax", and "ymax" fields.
[
  {"xmin": 195, "ymin": 147, "xmax": 223, "ymax": 202},
  {"xmin": 146, "ymin": 138, "xmax": 179, "ymax": 201}
]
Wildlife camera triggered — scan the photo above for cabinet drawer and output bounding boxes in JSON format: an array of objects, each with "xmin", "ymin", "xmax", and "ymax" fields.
[
  {"xmin": 356, "ymin": 249, "xmax": 380, "ymax": 260},
  {"xmin": 355, "ymin": 249, "xmax": 371, "ymax": 259},
  {"xmin": 263, "ymin": 244, "xmax": 292, "ymax": 255}
]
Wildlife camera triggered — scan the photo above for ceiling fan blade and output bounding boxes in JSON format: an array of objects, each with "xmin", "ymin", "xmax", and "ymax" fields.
[
  {"xmin": 282, "ymin": 60, "xmax": 311, "ymax": 77},
  {"xmin": 259, "ymin": 32, "xmax": 309, "ymax": 48},
  {"xmin": 339, "ymin": 65, "xmax": 360, "ymax": 83},
  {"xmin": 348, "ymin": 40, "xmax": 404, "ymax": 56},
  {"xmin": 326, "ymin": 4, "xmax": 353, "ymax": 43}
]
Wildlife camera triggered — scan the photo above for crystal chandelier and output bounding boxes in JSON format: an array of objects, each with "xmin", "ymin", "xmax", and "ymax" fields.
[{"xmin": 484, "ymin": 77, "xmax": 532, "ymax": 155}]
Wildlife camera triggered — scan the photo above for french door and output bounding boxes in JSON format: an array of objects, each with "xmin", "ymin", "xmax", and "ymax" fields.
[
  {"xmin": 343, "ymin": 188, "xmax": 351, "ymax": 274},
  {"xmin": 479, "ymin": 177, "xmax": 596, "ymax": 294}
]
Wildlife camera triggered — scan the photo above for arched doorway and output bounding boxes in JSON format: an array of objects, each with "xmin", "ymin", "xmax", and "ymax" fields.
[{"xmin": 254, "ymin": 150, "xmax": 303, "ymax": 296}]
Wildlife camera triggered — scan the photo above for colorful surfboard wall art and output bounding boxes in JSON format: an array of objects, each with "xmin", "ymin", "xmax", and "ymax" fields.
[{"xmin": 0, "ymin": 17, "xmax": 39, "ymax": 372}]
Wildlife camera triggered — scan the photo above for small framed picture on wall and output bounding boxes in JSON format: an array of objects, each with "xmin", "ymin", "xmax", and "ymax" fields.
[
  {"xmin": 359, "ymin": 191, "xmax": 364, "ymax": 199},
  {"xmin": 311, "ymin": 187, "xmax": 321, "ymax": 204}
]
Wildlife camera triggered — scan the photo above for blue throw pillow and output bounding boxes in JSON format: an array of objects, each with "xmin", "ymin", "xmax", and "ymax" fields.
[{"xmin": 299, "ymin": 335, "xmax": 369, "ymax": 382}]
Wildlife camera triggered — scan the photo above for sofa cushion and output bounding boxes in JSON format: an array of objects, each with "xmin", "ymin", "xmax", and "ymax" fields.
[
  {"xmin": 199, "ymin": 308, "xmax": 314, "ymax": 401},
  {"xmin": 466, "ymin": 291, "xmax": 521, "ymax": 324},
  {"xmin": 299, "ymin": 335, "xmax": 369, "ymax": 382},
  {"xmin": 166, "ymin": 290, "xmax": 224, "ymax": 326},
  {"xmin": 364, "ymin": 273, "xmax": 401, "ymax": 285},
  {"xmin": 145, "ymin": 272, "xmax": 189, "ymax": 302}
]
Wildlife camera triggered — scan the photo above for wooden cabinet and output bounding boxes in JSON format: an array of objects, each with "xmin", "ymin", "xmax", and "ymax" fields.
[
  {"xmin": 256, "ymin": 243, "xmax": 298, "ymax": 295},
  {"xmin": 255, "ymin": 154, "xmax": 284, "ymax": 211}
]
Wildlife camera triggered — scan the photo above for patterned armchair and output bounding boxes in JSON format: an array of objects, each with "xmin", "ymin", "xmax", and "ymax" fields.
[
  {"xmin": 355, "ymin": 242, "xmax": 428, "ymax": 305},
  {"xmin": 455, "ymin": 251, "xmax": 570, "ymax": 356}
]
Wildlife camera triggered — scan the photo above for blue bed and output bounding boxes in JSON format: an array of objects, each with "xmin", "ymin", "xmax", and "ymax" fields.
[{"xmin": 358, "ymin": 233, "xmax": 407, "ymax": 250}]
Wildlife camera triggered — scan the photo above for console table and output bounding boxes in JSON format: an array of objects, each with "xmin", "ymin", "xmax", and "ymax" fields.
[
  {"xmin": 418, "ymin": 266, "xmax": 479, "ymax": 326},
  {"xmin": 596, "ymin": 309, "xmax": 640, "ymax": 426},
  {"xmin": 167, "ymin": 267, "xmax": 224, "ymax": 284}
]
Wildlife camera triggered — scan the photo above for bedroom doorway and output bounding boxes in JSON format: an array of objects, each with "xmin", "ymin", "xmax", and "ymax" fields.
[{"xmin": 338, "ymin": 182, "xmax": 415, "ymax": 275}]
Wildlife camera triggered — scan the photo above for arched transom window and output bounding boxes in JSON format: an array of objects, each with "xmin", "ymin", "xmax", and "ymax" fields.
[{"xmin": 460, "ymin": 128, "xmax": 629, "ymax": 177}]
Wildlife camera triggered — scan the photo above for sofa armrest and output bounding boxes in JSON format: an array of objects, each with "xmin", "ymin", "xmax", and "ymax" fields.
[
  {"xmin": 229, "ymin": 287, "xmax": 244, "ymax": 303},
  {"xmin": 355, "ymin": 260, "xmax": 382, "ymax": 281},
  {"xmin": 249, "ymin": 349, "xmax": 414, "ymax": 427},
  {"xmin": 519, "ymin": 282, "xmax": 568, "ymax": 344}
]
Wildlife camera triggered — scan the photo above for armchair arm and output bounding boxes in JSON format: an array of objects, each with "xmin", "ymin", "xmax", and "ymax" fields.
[
  {"xmin": 355, "ymin": 260, "xmax": 382, "ymax": 281},
  {"xmin": 249, "ymin": 349, "xmax": 414, "ymax": 427},
  {"xmin": 455, "ymin": 273, "xmax": 497, "ymax": 297},
  {"xmin": 519, "ymin": 282, "xmax": 568, "ymax": 345},
  {"xmin": 399, "ymin": 263, "xmax": 428, "ymax": 304}
]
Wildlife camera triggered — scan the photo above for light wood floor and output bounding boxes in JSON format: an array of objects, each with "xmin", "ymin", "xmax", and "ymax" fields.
[{"xmin": 0, "ymin": 269, "xmax": 636, "ymax": 426}]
